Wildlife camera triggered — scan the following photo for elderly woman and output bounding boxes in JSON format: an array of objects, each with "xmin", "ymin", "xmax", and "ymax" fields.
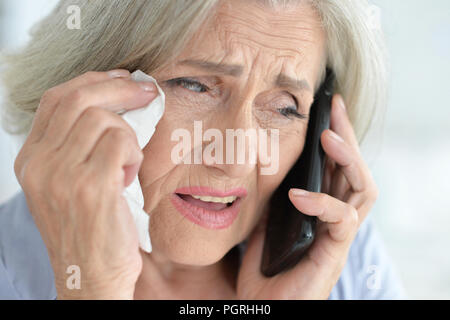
[{"xmin": 0, "ymin": 0, "xmax": 405, "ymax": 299}]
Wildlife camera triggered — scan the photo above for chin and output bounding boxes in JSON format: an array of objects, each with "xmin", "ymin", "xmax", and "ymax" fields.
[
  {"xmin": 148, "ymin": 204, "xmax": 242, "ymax": 266},
  {"xmin": 151, "ymin": 233, "xmax": 233, "ymax": 266}
]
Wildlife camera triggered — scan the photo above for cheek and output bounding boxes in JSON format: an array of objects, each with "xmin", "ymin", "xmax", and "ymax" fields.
[
  {"xmin": 138, "ymin": 112, "xmax": 186, "ymax": 212},
  {"xmin": 139, "ymin": 118, "xmax": 175, "ymax": 181},
  {"xmin": 257, "ymin": 127, "xmax": 306, "ymax": 198},
  {"xmin": 279, "ymin": 126, "xmax": 306, "ymax": 174},
  {"xmin": 139, "ymin": 96, "xmax": 200, "ymax": 178},
  {"xmin": 279, "ymin": 124, "xmax": 306, "ymax": 156}
]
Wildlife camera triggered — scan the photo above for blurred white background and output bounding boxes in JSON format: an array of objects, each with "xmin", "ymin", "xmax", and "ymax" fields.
[{"xmin": 0, "ymin": 0, "xmax": 449, "ymax": 299}]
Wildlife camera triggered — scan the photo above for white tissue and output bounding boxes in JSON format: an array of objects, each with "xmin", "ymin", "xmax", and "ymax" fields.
[{"xmin": 120, "ymin": 70, "xmax": 166, "ymax": 253}]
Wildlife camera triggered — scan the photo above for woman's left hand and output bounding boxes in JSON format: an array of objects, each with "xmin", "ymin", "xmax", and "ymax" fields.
[{"xmin": 237, "ymin": 94, "xmax": 379, "ymax": 299}]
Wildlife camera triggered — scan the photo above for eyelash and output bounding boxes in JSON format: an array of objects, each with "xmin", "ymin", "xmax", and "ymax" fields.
[
  {"xmin": 167, "ymin": 78, "xmax": 209, "ymax": 93},
  {"xmin": 277, "ymin": 106, "xmax": 307, "ymax": 120},
  {"xmin": 167, "ymin": 77, "xmax": 307, "ymax": 119}
]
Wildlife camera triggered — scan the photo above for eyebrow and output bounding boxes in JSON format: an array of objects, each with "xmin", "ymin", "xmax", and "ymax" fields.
[
  {"xmin": 178, "ymin": 59, "xmax": 312, "ymax": 92},
  {"xmin": 178, "ymin": 59, "xmax": 243, "ymax": 77}
]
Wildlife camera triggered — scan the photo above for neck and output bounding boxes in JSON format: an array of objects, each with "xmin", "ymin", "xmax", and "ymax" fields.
[{"xmin": 134, "ymin": 246, "xmax": 240, "ymax": 299}]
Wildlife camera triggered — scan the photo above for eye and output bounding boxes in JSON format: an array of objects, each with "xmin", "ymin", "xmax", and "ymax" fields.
[
  {"xmin": 277, "ymin": 106, "xmax": 307, "ymax": 119},
  {"xmin": 166, "ymin": 77, "xmax": 209, "ymax": 93},
  {"xmin": 277, "ymin": 94, "xmax": 307, "ymax": 119}
]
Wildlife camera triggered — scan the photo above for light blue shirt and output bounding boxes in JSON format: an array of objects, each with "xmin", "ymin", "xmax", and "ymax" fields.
[{"xmin": 0, "ymin": 191, "xmax": 407, "ymax": 299}]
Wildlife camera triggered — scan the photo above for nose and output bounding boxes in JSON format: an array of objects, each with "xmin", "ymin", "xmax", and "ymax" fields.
[{"xmin": 203, "ymin": 96, "xmax": 258, "ymax": 179}]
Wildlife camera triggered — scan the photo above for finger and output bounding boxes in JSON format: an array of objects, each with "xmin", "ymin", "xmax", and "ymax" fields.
[
  {"xmin": 60, "ymin": 107, "xmax": 137, "ymax": 165},
  {"xmin": 321, "ymin": 157, "xmax": 334, "ymax": 194},
  {"xmin": 29, "ymin": 70, "xmax": 131, "ymax": 144},
  {"xmin": 42, "ymin": 78, "xmax": 158, "ymax": 150},
  {"xmin": 329, "ymin": 166, "xmax": 351, "ymax": 201},
  {"xmin": 321, "ymin": 129, "xmax": 369, "ymax": 193},
  {"xmin": 288, "ymin": 189, "xmax": 358, "ymax": 242},
  {"xmin": 89, "ymin": 128, "xmax": 144, "ymax": 190},
  {"xmin": 330, "ymin": 94, "xmax": 359, "ymax": 149},
  {"xmin": 347, "ymin": 187, "xmax": 378, "ymax": 224}
]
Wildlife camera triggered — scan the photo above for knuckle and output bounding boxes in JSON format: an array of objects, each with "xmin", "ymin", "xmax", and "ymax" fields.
[
  {"xmin": 346, "ymin": 205, "xmax": 359, "ymax": 227},
  {"xmin": 40, "ymin": 87, "xmax": 58, "ymax": 106},
  {"xmin": 13, "ymin": 151, "xmax": 24, "ymax": 182},
  {"xmin": 16, "ymin": 146, "xmax": 53, "ymax": 192},
  {"xmin": 69, "ymin": 88, "xmax": 84, "ymax": 104},
  {"xmin": 63, "ymin": 88, "xmax": 85, "ymax": 108},
  {"xmin": 318, "ymin": 193, "xmax": 329, "ymax": 208},
  {"xmin": 83, "ymin": 106, "xmax": 107, "ymax": 124},
  {"xmin": 109, "ymin": 127, "xmax": 131, "ymax": 145},
  {"xmin": 21, "ymin": 158, "xmax": 40, "ymax": 191},
  {"xmin": 102, "ymin": 128, "xmax": 133, "ymax": 158}
]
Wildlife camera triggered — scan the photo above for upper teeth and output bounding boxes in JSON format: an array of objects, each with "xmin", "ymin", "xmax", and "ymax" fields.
[{"xmin": 191, "ymin": 195, "xmax": 237, "ymax": 203}]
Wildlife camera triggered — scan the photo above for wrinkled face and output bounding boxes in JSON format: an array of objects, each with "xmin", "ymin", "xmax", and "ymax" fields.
[{"xmin": 139, "ymin": 0, "xmax": 326, "ymax": 265}]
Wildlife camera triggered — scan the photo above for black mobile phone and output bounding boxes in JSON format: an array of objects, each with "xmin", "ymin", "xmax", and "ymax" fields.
[{"xmin": 261, "ymin": 68, "xmax": 335, "ymax": 277}]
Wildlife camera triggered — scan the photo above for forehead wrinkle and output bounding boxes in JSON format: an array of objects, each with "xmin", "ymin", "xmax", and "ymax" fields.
[
  {"xmin": 215, "ymin": 12, "xmax": 318, "ymax": 48},
  {"xmin": 214, "ymin": 0, "xmax": 322, "ymax": 39},
  {"xmin": 222, "ymin": 33, "xmax": 306, "ymax": 60},
  {"xmin": 175, "ymin": 0, "xmax": 325, "ymax": 94}
]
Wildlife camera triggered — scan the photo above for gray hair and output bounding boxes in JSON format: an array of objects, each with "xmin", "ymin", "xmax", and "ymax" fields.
[{"xmin": 0, "ymin": 0, "xmax": 387, "ymax": 144}]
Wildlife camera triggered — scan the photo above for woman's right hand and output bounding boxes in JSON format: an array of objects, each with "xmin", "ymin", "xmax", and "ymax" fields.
[{"xmin": 14, "ymin": 70, "xmax": 158, "ymax": 299}]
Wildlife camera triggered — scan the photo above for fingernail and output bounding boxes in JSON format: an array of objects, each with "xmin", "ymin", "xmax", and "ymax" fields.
[
  {"xmin": 329, "ymin": 130, "xmax": 344, "ymax": 143},
  {"xmin": 138, "ymin": 82, "xmax": 157, "ymax": 92},
  {"xmin": 336, "ymin": 95, "xmax": 346, "ymax": 111},
  {"xmin": 107, "ymin": 69, "xmax": 130, "ymax": 78},
  {"xmin": 290, "ymin": 188, "xmax": 309, "ymax": 197}
]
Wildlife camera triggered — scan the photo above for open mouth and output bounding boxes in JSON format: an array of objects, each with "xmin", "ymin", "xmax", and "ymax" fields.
[
  {"xmin": 176, "ymin": 194, "xmax": 237, "ymax": 210},
  {"xmin": 170, "ymin": 187, "xmax": 246, "ymax": 229}
]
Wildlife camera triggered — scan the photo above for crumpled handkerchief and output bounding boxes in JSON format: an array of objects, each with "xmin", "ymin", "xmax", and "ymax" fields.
[{"xmin": 120, "ymin": 70, "xmax": 165, "ymax": 253}]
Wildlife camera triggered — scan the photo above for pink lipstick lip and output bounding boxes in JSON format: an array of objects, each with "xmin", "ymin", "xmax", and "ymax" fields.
[
  {"xmin": 170, "ymin": 190, "xmax": 244, "ymax": 229},
  {"xmin": 174, "ymin": 186, "xmax": 248, "ymax": 198}
]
